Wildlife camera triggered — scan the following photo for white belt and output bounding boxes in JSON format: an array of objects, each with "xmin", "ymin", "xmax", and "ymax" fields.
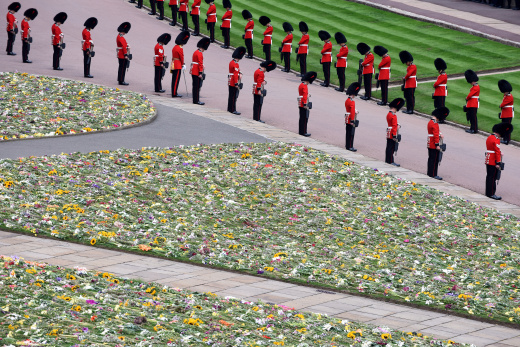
[
  {"xmin": 428, "ymin": 134, "xmax": 434, "ymax": 137},
  {"xmin": 408, "ymin": 76, "xmax": 416, "ymax": 79},
  {"xmin": 195, "ymin": 6, "xmax": 200, "ymax": 8},
  {"xmin": 339, "ymin": 57, "xmax": 347, "ymax": 59},
  {"xmin": 208, "ymin": 13, "xmax": 216, "ymax": 16},
  {"xmin": 387, "ymin": 127, "xmax": 393, "ymax": 129},
  {"xmin": 471, "ymin": 96, "xmax": 479, "ymax": 98},
  {"xmin": 503, "ymin": 105, "xmax": 513, "ymax": 108},
  {"xmin": 283, "ymin": 43, "xmax": 291, "ymax": 45},
  {"xmin": 192, "ymin": 62, "xmax": 199, "ymax": 64},
  {"xmin": 247, "ymin": 29, "xmax": 253, "ymax": 32},
  {"xmin": 228, "ymin": 73, "xmax": 234, "ymax": 76},
  {"xmin": 300, "ymin": 44, "xmax": 308, "ymax": 46},
  {"xmin": 345, "ymin": 112, "xmax": 350, "ymax": 116},
  {"xmin": 380, "ymin": 67, "xmax": 390, "ymax": 70},
  {"xmin": 265, "ymin": 35, "xmax": 272, "ymax": 37},
  {"xmin": 438, "ymin": 84, "xmax": 446, "ymax": 87},
  {"xmin": 486, "ymin": 150, "xmax": 495, "ymax": 153},
  {"xmin": 223, "ymin": 18, "xmax": 231, "ymax": 21},
  {"xmin": 323, "ymin": 52, "xmax": 331, "ymax": 54}
]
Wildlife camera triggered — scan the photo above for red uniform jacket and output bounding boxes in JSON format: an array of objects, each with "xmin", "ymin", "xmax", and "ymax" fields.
[
  {"xmin": 191, "ymin": 0, "xmax": 201, "ymax": 15},
  {"xmin": 169, "ymin": 0, "xmax": 178, "ymax": 5},
  {"xmin": 244, "ymin": 20, "xmax": 254, "ymax": 39},
  {"xmin": 433, "ymin": 73, "xmax": 447, "ymax": 96},
  {"xmin": 228, "ymin": 59, "xmax": 240, "ymax": 86},
  {"xmin": 500, "ymin": 93, "xmax": 514, "ymax": 119},
  {"xmin": 171, "ymin": 45, "xmax": 184, "ymax": 70},
  {"xmin": 21, "ymin": 19, "xmax": 29, "ymax": 40},
  {"xmin": 116, "ymin": 34, "xmax": 128, "ymax": 59},
  {"xmin": 82, "ymin": 28, "xmax": 92, "ymax": 51},
  {"xmin": 221, "ymin": 9, "xmax": 232, "ymax": 28},
  {"xmin": 281, "ymin": 33, "xmax": 293, "ymax": 53},
  {"xmin": 179, "ymin": 0, "xmax": 189, "ymax": 12},
  {"xmin": 297, "ymin": 33, "xmax": 309, "ymax": 54},
  {"xmin": 466, "ymin": 84, "xmax": 480, "ymax": 108},
  {"xmin": 262, "ymin": 26, "xmax": 272, "ymax": 44},
  {"xmin": 404, "ymin": 64, "xmax": 417, "ymax": 89},
  {"xmin": 6, "ymin": 12, "xmax": 16, "ymax": 31},
  {"xmin": 485, "ymin": 134, "xmax": 501, "ymax": 165},
  {"xmin": 427, "ymin": 119, "xmax": 440, "ymax": 149},
  {"xmin": 154, "ymin": 43, "xmax": 165, "ymax": 66},
  {"xmin": 206, "ymin": 4, "xmax": 217, "ymax": 23},
  {"xmin": 52, "ymin": 24, "xmax": 62, "ymax": 45},
  {"xmin": 191, "ymin": 49, "xmax": 204, "ymax": 76},
  {"xmin": 336, "ymin": 45, "xmax": 348, "ymax": 68},
  {"xmin": 298, "ymin": 82, "xmax": 308, "ymax": 107},
  {"xmin": 378, "ymin": 55, "xmax": 391, "ymax": 80},
  {"xmin": 253, "ymin": 68, "xmax": 265, "ymax": 95},
  {"xmin": 386, "ymin": 111, "xmax": 398, "ymax": 139},
  {"xmin": 320, "ymin": 41, "xmax": 332, "ymax": 63},
  {"xmin": 362, "ymin": 52, "xmax": 374, "ymax": 75},
  {"xmin": 345, "ymin": 97, "xmax": 356, "ymax": 124}
]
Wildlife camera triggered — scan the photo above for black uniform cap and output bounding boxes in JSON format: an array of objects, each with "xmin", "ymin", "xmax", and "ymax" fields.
[
  {"xmin": 389, "ymin": 98, "xmax": 405, "ymax": 111},
  {"xmin": 260, "ymin": 60, "xmax": 277, "ymax": 72},
  {"xmin": 117, "ymin": 22, "xmax": 131, "ymax": 34},
  {"xmin": 24, "ymin": 8, "xmax": 38, "ymax": 20},
  {"xmin": 197, "ymin": 37, "xmax": 211, "ymax": 50},
  {"xmin": 346, "ymin": 82, "xmax": 361, "ymax": 96},
  {"xmin": 282, "ymin": 22, "xmax": 293, "ymax": 32},
  {"xmin": 8, "ymin": 2, "xmax": 21, "ymax": 12},
  {"xmin": 54, "ymin": 12, "xmax": 68, "ymax": 24},
  {"xmin": 299, "ymin": 21, "xmax": 308, "ymax": 33},
  {"xmin": 157, "ymin": 33, "xmax": 172, "ymax": 45},
  {"xmin": 302, "ymin": 71, "xmax": 317, "ymax": 84},
  {"xmin": 464, "ymin": 69, "xmax": 479, "ymax": 83},
  {"xmin": 434, "ymin": 58, "xmax": 447, "ymax": 71},
  {"xmin": 232, "ymin": 46, "xmax": 247, "ymax": 59},
  {"xmin": 373, "ymin": 45, "xmax": 388, "ymax": 57},
  {"xmin": 432, "ymin": 107, "xmax": 450, "ymax": 121},
  {"xmin": 498, "ymin": 79, "xmax": 513, "ymax": 93},
  {"xmin": 205, "ymin": 0, "xmax": 213, "ymax": 4},
  {"xmin": 492, "ymin": 122, "xmax": 514, "ymax": 137},
  {"xmin": 84, "ymin": 17, "xmax": 98, "ymax": 30},
  {"xmin": 223, "ymin": 0, "xmax": 232, "ymax": 9},
  {"xmin": 259, "ymin": 16, "xmax": 270, "ymax": 26},
  {"xmin": 318, "ymin": 30, "xmax": 331, "ymax": 41},
  {"xmin": 334, "ymin": 32, "xmax": 347, "ymax": 44},
  {"xmin": 175, "ymin": 31, "xmax": 190, "ymax": 45},
  {"xmin": 399, "ymin": 50, "xmax": 413, "ymax": 64},
  {"xmin": 242, "ymin": 9, "xmax": 252, "ymax": 20},
  {"xmin": 357, "ymin": 42, "xmax": 370, "ymax": 55}
]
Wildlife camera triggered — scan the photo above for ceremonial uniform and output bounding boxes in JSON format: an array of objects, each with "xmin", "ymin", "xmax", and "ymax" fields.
[
  {"xmin": 52, "ymin": 12, "xmax": 67, "ymax": 70},
  {"xmin": 297, "ymin": 22, "xmax": 309, "ymax": 75},
  {"xmin": 191, "ymin": 37, "xmax": 210, "ymax": 105},
  {"xmin": 344, "ymin": 82, "xmax": 361, "ymax": 151},
  {"xmin": 319, "ymin": 31, "xmax": 332, "ymax": 87},
  {"xmin": 116, "ymin": 22, "xmax": 131, "ymax": 85},
  {"xmin": 82, "ymin": 17, "xmax": 97, "ymax": 78},
  {"xmin": 374, "ymin": 46, "xmax": 390, "ymax": 105},
  {"xmin": 403, "ymin": 63, "xmax": 417, "ymax": 113},
  {"xmin": 464, "ymin": 70, "xmax": 480, "ymax": 134},
  {"xmin": 433, "ymin": 73, "xmax": 447, "ymax": 108},
  {"xmin": 297, "ymin": 72, "xmax": 316, "ymax": 136},
  {"xmin": 485, "ymin": 133, "xmax": 501, "ymax": 198},
  {"xmin": 242, "ymin": 10, "xmax": 254, "ymax": 58},
  {"xmin": 427, "ymin": 107, "xmax": 449, "ymax": 179},
  {"xmin": 170, "ymin": 32, "xmax": 189, "ymax": 97},
  {"xmin": 221, "ymin": 1, "xmax": 232, "ymax": 48},
  {"xmin": 260, "ymin": 16, "xmax": 272, "ymax": 61},
  {"xmin": 6, "ymin": 2, "xmax": 20, "ymax": 56},
  {"xmin": 228, "ymin": 46, "xmax": 245, "ymax": 114},
  {"xmin": 156, "ymin": 0, "xmax": 165, "ymax": 20},
  {"xmin": 191, "ymin": 0, "xmax": 201, "ymax": 35},
  {"xmin": 357, "ymin": 43, "xmax": 373, "ymax": 100},
  {"xmin": 20, "ymin": 8, "xmax": 37, "ymax": 63},
  {"xmin": 205, "ymin": 0, "xmax": 216, "ymax": 42},
  {"xmin": 154, "ymin": 33, "xmax": 171, "ymax": 93},
  {"xmin": 169, "ymin": 0, "xmax": 178, "ymax": 26},
  {"xmin": 281, "ymin": 22, "xmax": 293, "ymax": 72},
  {"xmin": 253, "ymin": 67, "xmax": 265, "ymax": 121},
  {"xmin": 385, "ymin": 98, "xmax": 404, "ymax": 166},
  {"xmin": 498, "ymin": 79, "xmax": 514, "ymax": 144},
  {"xmin": 334, "ymin": 32, "xmax": 348, "ymax": 92},
  {"xmin": 179, "ymin": 0, "xmax": 189, "ymax": 31}
]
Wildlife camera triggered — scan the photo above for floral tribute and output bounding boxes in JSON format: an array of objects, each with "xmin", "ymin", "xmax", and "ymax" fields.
[
  {"xmin": 0, "ymin": 256, "xmax": 467, "ymax": 346},
  {"xmin": 0, "ymin": 142, "xmax": 519, "ymax": 324},
  {"xmin": 0, "ymin": 72, "xmax": 155, "ymax": 140}
]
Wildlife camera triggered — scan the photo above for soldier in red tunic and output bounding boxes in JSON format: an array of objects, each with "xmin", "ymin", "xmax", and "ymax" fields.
[
  {"xmin": 169, "ymin": 0, "xmax": 178, "ymax": 26},
  {"xmin": 20, "ymin": 8, "xmax": 37, "ymax": 63},
  {"xmin": 485, "ymin": 123, "xmax": 513, "ymax": 200},
  {"xmin": 400, "ymin": 50, "xmax": 417, "ymax": 114},
  {"xmin": 242, "ymin": 10, "xmax": 254, "ymax": 58},
  {"xmin": 498, "ymin": 79, "xmax": 514, "ymax": 144},
  {"xmin": 82, "ymin": 17, "xmax": 97, "ymax": 78},
  {"xmin": 464, "ymin": 69, "xmax": 480, "ymax": 134},
  {"xmin": 374, "ymin": 45, "xmax": 390, "ymax": 106},
  {"xmin": 345, "ymin": 82, "xmax": 361, "ymax": 151},
  {"xmin": 154, "ymin": 33, "xmax": 171, "ymax": 93},
  {"xmin": 253, "ymin": 60, "xmax": 276, "ymax": 122},
  {"xmin": 228, "ymin": 46, "xmax": 245, "ymax": 115},
  {"xmin": 318, "ymin": 31, "xmax": 332, "ymax": 87},
  {"xmin": 6, "ymin": 2, "xmax": 20, "ymax": 56},
  {"xmin": 334, "ymin": 32, "xmax": 348, "ymax": 92},
  {"xmin": 191, "ymin": 37, "xmax": 210, "ymax": 105},
  {"xmin": 52, "ymin": 12, "xmax": 67, "ymax": 71},
  {"xmin": 190, "ymin": 0, "xmax": 201, "ymax": 35},
  {"xmin": 433, "ymin": 58, "xmax": 447, "ymax": 111},
  {"xmin": 179, "ymin": 0, "xmax": 189, "ymax": 31},
  {"xmin": 385, "ymin": 98, "xmax": 404, "ymax": 166},
  {"xmin": 205, "ymin": 0, "xmax": 216, "ymax": 42},
  {"xmin": 298, "ymin": 71, "xmax": 317, "ymax": 137},
  {"xmin": 220, "ymin": 0, "xmax": 232, "ymax": 49},
  {"xmin": 171, "ymin": 31, "xmax": 190, "ymax": 97},
  {"xmin": 259, "ymin": 16, "xmax": 272, "ymax": 61},
  {"xmin": 427, "ymin": 107, "xmax": 449, "ymax": 180},
  {"xmin": 280, "ymin": 22, "xmax": 293, "ymax": 72},
  {"xmin": 116, "ymin": 22, "xmax": 131, "ymax": 85},
  {"xmin": 296, "ymin": 21, "xmax": 309, "ymax": 76},
  {"xmin": 357, "ymin": 43, "xmax": 373, "ymax": 100}
]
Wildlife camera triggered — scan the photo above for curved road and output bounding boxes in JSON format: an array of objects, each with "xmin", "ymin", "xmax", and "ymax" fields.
[{"xmin": 2, "ymin": 0, "xmax": 520, "ymax": 206}]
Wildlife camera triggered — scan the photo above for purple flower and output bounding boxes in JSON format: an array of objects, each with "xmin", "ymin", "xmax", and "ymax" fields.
[{"xmin": 86, "ymin": 299, "xmax": 98, "ymax": 305}]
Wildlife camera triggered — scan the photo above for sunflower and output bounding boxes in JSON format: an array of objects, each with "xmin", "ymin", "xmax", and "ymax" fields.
[{"xmin": 90, "ymin": 238, "xmax": 96, "ymax": 245}]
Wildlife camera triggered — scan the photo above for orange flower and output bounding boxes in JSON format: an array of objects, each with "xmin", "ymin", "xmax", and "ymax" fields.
[
  {"xmin": 219, "ymin": 319, "xmax": 234, "ymax": 327},
  {"xmin": 91, "ymin": 315, "xmax": 97, "ymax": 321},
  {"xmin": 138, "ymin": 244, "xmax": 151, "ymax": 251}
]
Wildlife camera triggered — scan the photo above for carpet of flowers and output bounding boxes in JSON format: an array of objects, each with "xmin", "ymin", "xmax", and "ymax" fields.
[
  {"xmin": 0, "ymin": 255, "xmax": 468, "ymax": 346},
  {"xmin": 0, "ymin": 72, "xmax": 155, "ymax": 140},
  {"xmin": 0, "ymin": 142, "xmax": 519, "ymax": 325}
]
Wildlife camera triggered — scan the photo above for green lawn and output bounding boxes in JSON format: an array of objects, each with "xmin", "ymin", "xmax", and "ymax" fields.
[
  {"xmin": 145, "ymin": 0, "xmax": 520, "ymax": 86},
  {"xmin": 373, "ymin": 71, "xmax": 520, "ymax": 141}
]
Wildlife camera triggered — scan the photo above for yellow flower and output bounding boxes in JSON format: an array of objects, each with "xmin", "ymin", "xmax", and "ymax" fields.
[
  {"xmin": 118, "ymin": 336, "xmax": 125, "ymax": 341},
  {"xmin": 381, "ymin": 333, "xmax": 391, "ymax": 339},
  {"xmin": 90, "ymin": 238, "xmax": 97, "ymax": 245},
  {"xmin": 72, "ymin": 305, "xmax": 81, "ymax": 312}
]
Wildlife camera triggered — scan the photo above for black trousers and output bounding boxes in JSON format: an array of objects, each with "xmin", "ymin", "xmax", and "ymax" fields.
[
  {"xmin": 192, "ymin": 75, "xmax": 201, "ymax": 103},
  {"xmin": 486, "ymin": 164, "xmax": 499, "ymax": 197},
  {"xmin": 380, "ymin": 80, "xmax": 389, "ymax": 104},
  {"xmin": 171, "ymin": 69, "xmax": 181, "ymax": 96},
  {"xmin": 118, "ymin": 58, "xmax": 127, "ymax": 83},
  {"xmin": 262, "ymin": 44, "xmax": 271, "ymax": 60},
  {"xmin": 191, "ymin": 14, "xmax": 199, "ymax": 34},
  {"xmin": 22, "ymin": 39, "xmax": 30, "ymax": 62},
  {"xmin": 466, "ymin": 107, "xmax": 478, "ymax": 132},
  {"xmin": 404, "ymin": 87, "xmax": 415, "ymax": 112},
  {"xmin": 385, "ymin": 138, "xmax": 396, "ymax": 164},
  {"xmin": 83, "ymin": 50, "xmax": 91, "ymax": 76},
  {"xmin": 180, "ymin": 11, "xmax": 188, "ymax": 31},
  {"xmin": 298, "ymin": 107, "xmax": 308, "ymax": 135},
  {"xmin": 322, "ymin": 62, "xmax": 331, "ymax": 86},
  {"xmin": 207, "ymin": 22, "xmax": 215, "ymax": 42},
  {"xmin": 157, "ymin": 1, "xmax": 164, "ymax": 18},
  {"xmin": 363, "ymin": 73, "xmax": 372, "ymax": 98},
  {"xmin": 245, "ymin": 38, "xmax": 253, "ymax": 57},
  {"xmin": 149, "ymin": 0, "xmax": 156, "ymax": 14},
  {"xmin": 282, "ymin": 52, "xmax": 290, "ymax": 71},
  {"xmin": 222, "ymin": 27, "xmax": 230, "ymax": 46},
  {"xmin": 154, "ymin": 66, "xmax": 163, "ymax": 92},
  {"xmin": 501, "ymin": 117, "xmax": 512, "ymax": 143},
  {"xmin": 53, "ymin": 45, "xmax": 61, "ymax": 69},
  {"xmin": 433, "ymin": 95, "xmax": 445, "ymax": 109},
  {"xmin": 345, "ymin": 124, "xmax": 355, "ymax": 149},
  {"xmin": 228, "ymin": 86, "xmax": 238, "ymax": 112},
  {"xmin": 298, "ymin": 54, "xmax": 307, "ymax": 75},
  {"xmin": 137, "ymin": 0, "xmax": 143, "ymax": 7},
  {"xmin": 427, "ymin": 148, "xmax": 440, "ymax": 177},
  {"xmin": 253, "ymin": 94, "xmax": 263, "ymax": 121},
  {"xmin": 6, "ymin": 31, "xmax": 15, "ymax": 53},
  {"xmin": 170, "ymin": 5, "xmax": 178, "ymax": 25},
  {"xmin": 336, "ymin": 67, "xmax": 345, "ymax": 90}
]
